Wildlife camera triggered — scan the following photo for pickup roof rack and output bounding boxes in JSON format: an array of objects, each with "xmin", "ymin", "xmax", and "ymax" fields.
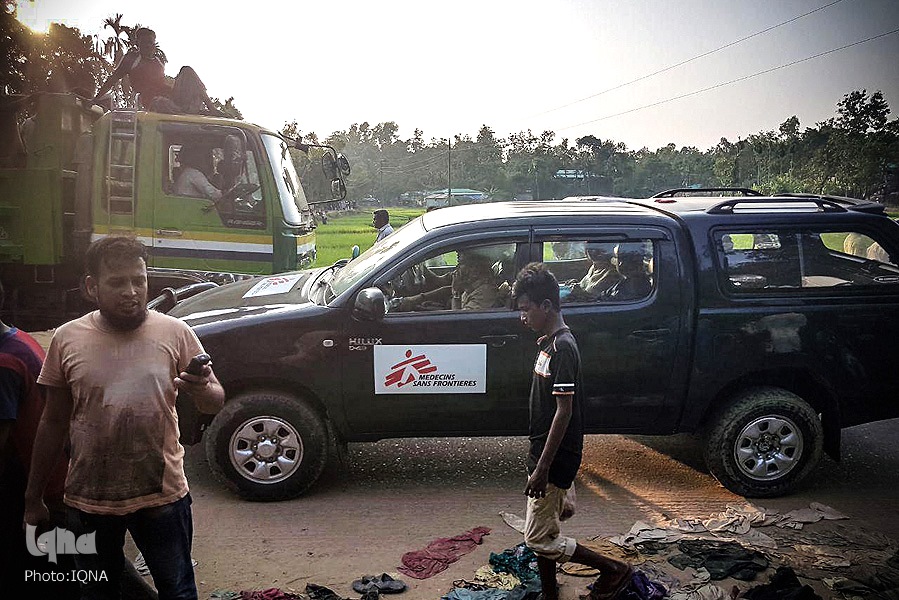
[
  {"xmin": 652, "ymin": 187, "xmax": 762, "ymax": 199},
  {"xmin": 774, "ymin": 193, "xmax": 887, "ymax": 215},
  {"xmin": 706, "ymin": 196, "xmax": 852, "ymax": 214}
]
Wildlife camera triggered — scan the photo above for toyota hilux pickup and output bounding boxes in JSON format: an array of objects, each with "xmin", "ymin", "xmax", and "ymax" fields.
[{"xmin": 166, "ymin": 189, "xmax": 899, "ymax": 501}]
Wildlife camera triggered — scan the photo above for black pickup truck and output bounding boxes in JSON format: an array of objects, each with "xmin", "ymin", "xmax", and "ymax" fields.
[{"xmin": 168, "ymin": 190, "xmax": 899, "ymax": 501}]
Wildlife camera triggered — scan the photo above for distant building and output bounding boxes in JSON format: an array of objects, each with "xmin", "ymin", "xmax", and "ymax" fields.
[
  {"xmin": 553, "ymin": 169, "xmax": 611, "ymax": 195},
  {"xmin": 424, "ymin": 188, "xmax": 488, "ymax": 209}
]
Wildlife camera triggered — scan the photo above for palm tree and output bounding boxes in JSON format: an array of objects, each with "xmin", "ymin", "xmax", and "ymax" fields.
[
  {"xmin": 98, "ymin": 14, "xmax": 130, "ymax": 104},
  {"xmin": 95, "ymin": 16, "xmax": 168, "ymax": 107}
]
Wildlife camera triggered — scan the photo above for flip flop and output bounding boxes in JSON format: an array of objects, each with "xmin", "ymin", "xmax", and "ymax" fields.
[
  {"xmin": 589, "ymin": 565, "xmax": 633, "ymax": 600},
  {"xmin": 352, "ymin": 574, "xmax": 407, "ymax": 594}
]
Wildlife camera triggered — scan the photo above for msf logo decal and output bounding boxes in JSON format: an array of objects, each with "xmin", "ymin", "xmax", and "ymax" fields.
[
  {"xmin": 25, "ymin": 525, "xmax": 97, "ymax": 563},
  {"xmin": 385, "ymin": 349, "xmax": 437, "ymax": 388},
  {"xmin": 374, "ymin": 345, "xmax": 486, "ymax": 394}
]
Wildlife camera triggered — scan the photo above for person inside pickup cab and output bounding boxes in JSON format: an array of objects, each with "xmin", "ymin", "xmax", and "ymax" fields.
[
  {"xmin": 391, "ymin": 247, "xmax": 503, "ymax": 311},
  {"xmin": 575, "ymin": 242, "xmax": 621, "ymax": 298},
  {"xmin": 601, "ymin": 244, "xmax": 653, "ymax": 301}
]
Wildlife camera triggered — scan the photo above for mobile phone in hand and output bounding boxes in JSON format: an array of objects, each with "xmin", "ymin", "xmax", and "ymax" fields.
[{"xmin": 185, "ymin": 353, "xmax": 211, "ymax": 376}]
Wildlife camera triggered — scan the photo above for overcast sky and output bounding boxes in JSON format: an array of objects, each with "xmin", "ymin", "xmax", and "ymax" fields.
[{"xmin": 17, "ymin": 0, "xmax": 899, "ymax": 151}]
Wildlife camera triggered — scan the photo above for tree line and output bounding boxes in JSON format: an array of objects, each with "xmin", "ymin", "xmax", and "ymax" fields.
[
  {"xmin": 3, "ymin": 8, "xmax": 898, "ymax": 205},
  {"xmin": 306, "ymin": 90, "xmax": 899, "ymax": 206}
]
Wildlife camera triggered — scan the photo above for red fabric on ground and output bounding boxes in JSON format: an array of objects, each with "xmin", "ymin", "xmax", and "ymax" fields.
[{"xmin": 397, "ymin": 526, "xmax": 491, "ymax": 579}]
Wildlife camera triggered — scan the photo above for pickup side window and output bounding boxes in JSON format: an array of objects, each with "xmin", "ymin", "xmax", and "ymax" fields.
[
  {"xmin": 718, "ymin": 229, "xmax": 899, "ymax": 292},
  {"xmin": 384, "ymin": 242, "xmax": 520, "ymax": 312},
  {"xmin": 161, "ymin": 127, "xmax": 265, "ymax": 228},
  {"xmin": 539, "ymin": 238, "xmax": 655, "ymax": 303}
]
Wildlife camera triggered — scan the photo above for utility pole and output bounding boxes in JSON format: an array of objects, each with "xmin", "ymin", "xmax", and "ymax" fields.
[
  {"xmin": 380, "ymin": 157, "xmax": 385, "ymax": 205},
  {"xmin": 447, "ymin": 138, "xmax": 452, "ymax": 206}
]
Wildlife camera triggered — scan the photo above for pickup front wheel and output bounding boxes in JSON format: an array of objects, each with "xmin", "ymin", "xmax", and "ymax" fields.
[
  {"xmin": 704, "ymin": 387, "xmax": 823, "ymax": 498},
  {"xmin": 205, "ymin": 392, "xmax": 330, "ymax": 501}
]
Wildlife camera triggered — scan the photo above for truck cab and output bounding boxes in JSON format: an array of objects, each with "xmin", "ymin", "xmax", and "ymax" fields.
[
  {"xmin": 96, "ymin": 110, "xmax": 317, "ymax": 278},
  {"xmin": 0, "ymin": 93, "xmax": 347, "ymax": 330}
]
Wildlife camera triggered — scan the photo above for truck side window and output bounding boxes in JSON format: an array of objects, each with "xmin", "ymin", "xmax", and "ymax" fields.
[
  {"xmin": 385, "ymin": 243, "xmax": 517, "ymax": 313},
  {"xmin": 211, "ymin": 136, "xmax": 263, "ymax": 214},
  {"xmin": 719, "ymin": 229, "xmax": 899, "ymax": 292},
  {"xmin": 540, "ymin": 238, "xmax": 654, "ymax": 304},
  {"xmin": 162, "ymin": 129, "xmax": 265, "ymax": 228}
]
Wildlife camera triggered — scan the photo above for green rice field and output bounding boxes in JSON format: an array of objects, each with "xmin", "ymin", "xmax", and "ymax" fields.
[{"xmin": 311, "ymin": 208, "xmax": 425, "ymax": 267}]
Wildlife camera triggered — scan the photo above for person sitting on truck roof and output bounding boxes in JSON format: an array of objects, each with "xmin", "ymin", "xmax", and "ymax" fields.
[
  {"xmin": 174, "ymin": 144, "xmax": 222, "ymax": 200},
  {"xmin": 94, "ymin": 27, "xmax": 222, "ymax": 116}
]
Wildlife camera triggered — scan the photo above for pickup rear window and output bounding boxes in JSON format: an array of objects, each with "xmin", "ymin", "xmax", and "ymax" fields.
[
  {"xmin": 717, "ymin": 229, "xmax": 899, "ymax": 292},
  {"xmin": 541, "ymin": 238, "xmax": 655, "ymax": 304}
]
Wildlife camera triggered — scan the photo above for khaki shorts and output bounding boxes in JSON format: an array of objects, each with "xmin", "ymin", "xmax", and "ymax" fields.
[{"xmin": 524, "ymin": 482, "xmax": 577, "ymax": 562}]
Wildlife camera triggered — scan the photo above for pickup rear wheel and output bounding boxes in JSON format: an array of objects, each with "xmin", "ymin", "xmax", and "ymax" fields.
[
  {"xmin": 205, "ymin": 392, "xmax": 329, "ymax": 501},
  {"xmin": 703, "ymin": 387, "xmax": 823, "ymax": 498}
]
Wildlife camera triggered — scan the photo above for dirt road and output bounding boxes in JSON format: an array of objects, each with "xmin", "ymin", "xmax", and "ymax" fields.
[{"xmin": 180, "ymin": 420, "xmax": 899, "ymax": 599}]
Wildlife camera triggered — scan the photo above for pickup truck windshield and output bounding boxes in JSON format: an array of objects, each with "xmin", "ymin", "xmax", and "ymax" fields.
[
  {"xmin": 261, "ymin": 133, "xmax": 311, "ymax": 227},
  {"xmin": 327, "ymin": 219, "xmax": 425, "ymax": 300}
]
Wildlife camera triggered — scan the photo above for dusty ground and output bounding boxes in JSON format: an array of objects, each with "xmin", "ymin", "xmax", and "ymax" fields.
[{"xmin": 174, "ymin": 421, "xmax": 899, "ymax": 600}]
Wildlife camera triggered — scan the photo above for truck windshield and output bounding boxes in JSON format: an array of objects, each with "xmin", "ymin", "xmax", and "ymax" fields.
[
  {"xmin": 261, "ymin": 133, "xmax": 311, "ymax": 227},
  {"xmin": 327, "ymin": 218, "xmax": 425, "ymax": 300}
]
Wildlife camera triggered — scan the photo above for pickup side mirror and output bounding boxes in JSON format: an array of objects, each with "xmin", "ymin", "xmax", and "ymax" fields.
[{"xmin": 353, "ymin": 287, "xmax": 386, "ymax": 321}]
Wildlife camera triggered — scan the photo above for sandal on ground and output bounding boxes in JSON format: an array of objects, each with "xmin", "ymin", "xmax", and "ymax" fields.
[{"xmin": 352, "ymin": 574, "xmax": 407, "ymax": 594}]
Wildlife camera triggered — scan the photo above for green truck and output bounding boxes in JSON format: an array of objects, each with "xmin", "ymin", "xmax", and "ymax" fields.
[{"xmin": 0, "ymin": 93, "xmax": 348, "ymax": 330}]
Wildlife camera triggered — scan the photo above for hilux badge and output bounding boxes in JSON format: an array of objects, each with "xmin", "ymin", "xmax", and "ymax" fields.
[{"xmin": 349, "ymin": 337, "xmax": 382, "ymax": 351}]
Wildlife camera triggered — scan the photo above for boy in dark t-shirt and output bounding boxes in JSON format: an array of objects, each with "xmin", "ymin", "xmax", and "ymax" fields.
[{"xmin": 512, "ymin": 263, "xmax": 633, "ymax": 600}]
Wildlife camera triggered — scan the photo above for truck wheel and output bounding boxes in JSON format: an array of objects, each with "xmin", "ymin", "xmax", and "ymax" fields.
[
  {"xmin": 703, "ymin": 387, "xmax": 823, "ymax": 498},
  {"xmin": 204, "ymin": 392, "xmax": 329, "ymax": 501}
]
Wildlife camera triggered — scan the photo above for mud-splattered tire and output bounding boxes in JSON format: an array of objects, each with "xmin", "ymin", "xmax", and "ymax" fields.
[
  {"xmin": 205, "ymin": 392, "xmax": 329, "ymax": 501},
  {"xmin": 703, "ymin": 387, "xmax": 823, "ymax": 498}
]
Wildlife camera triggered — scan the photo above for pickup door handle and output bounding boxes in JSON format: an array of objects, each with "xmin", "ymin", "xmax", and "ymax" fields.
[
  {"xmin": 629, "ymin": 328, "xmax": 671, "ymax": 341},
  {"xmin": 480, "ymin": 334, "xmax": 519, "ymax": 347},
  {"xmin": 155, "ymin": 229, "xmax": 183, "ymax": 237}
]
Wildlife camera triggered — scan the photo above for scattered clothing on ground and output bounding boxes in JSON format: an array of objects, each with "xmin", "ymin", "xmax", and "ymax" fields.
[
  {"xmin": 488, "ymin": 543, "xmax": 540, "ymax": 583},
  {"xmin": 473, "ymin": 565, "xmax": 522, "ymax": 589},
  {"xmin": 398, "ymin": 526, "xmax": 491, "ymax": 579},
  {"xmin": 441, "ymin": 584, "xmax": 540, "ymax": 600},
  {"xmin": 667, "ymin": 539, "xmax": 769, "ymax": 581},
  {"xmin": 500, "ymin": 511, "xmax": 526, "ymax": 534},
  {"xmin": 741, "ymin": 566, "xmax": 823, "ymax": 600},
  {"xmin": 240, "ymin": 588, "xmax": 306, "ymax": 600},
  {"xmin": 613, "ymin": 569, "xmax": 668, "ymax": 600},
  {"xmin": 667, "ymin": 567, "xmax": 730, "ymax": 600}
]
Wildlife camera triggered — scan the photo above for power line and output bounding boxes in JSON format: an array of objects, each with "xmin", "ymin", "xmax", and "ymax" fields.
[
  {"xmin": 383, "ymin": 151, "xmax": 449, "ymax": 172},
  {"xmin": 528, "ymin": 0, "xmax": 847, "ymax": 120},
  {"xmin": 380, "ymin": 144, "xmax": 487, "ymax": 175},
  {"xmin": 558, "ymin": 26, "xmax": 899, "ymax": 133}
]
